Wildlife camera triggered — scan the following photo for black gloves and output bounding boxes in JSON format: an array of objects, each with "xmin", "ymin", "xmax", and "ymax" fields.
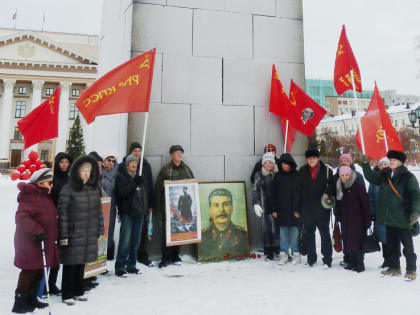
[
  {"xmin": 34, "ymin": 232, "xmax": 46, "ymax": 242},
  {"xmin": 134, "ymin": 175, "xmax": 144, "ymax": 185}
]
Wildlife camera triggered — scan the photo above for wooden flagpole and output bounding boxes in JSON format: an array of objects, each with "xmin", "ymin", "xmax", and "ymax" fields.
[{"xmin": 351, "ymin": 70, "xmax": 366, "ymax": 154}]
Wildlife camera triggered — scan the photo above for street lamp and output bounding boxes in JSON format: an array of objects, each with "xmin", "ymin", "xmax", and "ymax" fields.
[{"xmin": 408, "ymin": 106, "xmax": 420, "ymax": 131}]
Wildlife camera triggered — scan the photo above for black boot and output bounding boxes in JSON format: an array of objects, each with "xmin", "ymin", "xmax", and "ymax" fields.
[
  {"xmin": 355, "ymin": 252, "xmax": 365, "ymax": 273},
  {"xmin": 29, "ymin": 290, "xmax": 48, "ymax": 309},
  {"xmin": 12, "ymin": 291, "xmax": 35, "ymax": 313}
]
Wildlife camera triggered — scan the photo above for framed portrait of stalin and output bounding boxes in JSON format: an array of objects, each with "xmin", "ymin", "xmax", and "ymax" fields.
[
  {"xmin": 164, "ymin": 179, "xmax": 201, "ymax": 246},
  {"xmin": 198, "ymin": 182, "xmax": 250, "ymax": 261}
]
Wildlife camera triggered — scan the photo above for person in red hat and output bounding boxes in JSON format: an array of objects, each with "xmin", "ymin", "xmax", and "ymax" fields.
[{"xmin": 250, "ymin": 144, "xmax": 281, "ymax": 184}]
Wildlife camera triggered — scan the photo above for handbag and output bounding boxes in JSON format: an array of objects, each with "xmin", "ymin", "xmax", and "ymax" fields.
[
  {"xmin": 332, "ymin": 221, "xmax": 343, "ymax": 253},
  {"xmin": 362, "ymin": 228, "xmax": 381, "ymax": 254},
  {"xmin": 387, "ymin": 177, "xmax": 420, "ymax": 237},
  {"xmin": 132, "ymin": 182, "xmax": 148, "ymax": 216},
  {"xmin": 298, "ymin": 224, "xmax": 307, "ymax": 256}
]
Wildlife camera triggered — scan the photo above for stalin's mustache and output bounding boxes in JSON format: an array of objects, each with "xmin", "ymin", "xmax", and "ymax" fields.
[{"xmin": 216, "ymin": 212, "xmax": 228, "ymax": 218}]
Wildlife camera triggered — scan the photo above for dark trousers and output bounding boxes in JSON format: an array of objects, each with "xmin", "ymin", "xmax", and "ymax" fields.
[
  {"xmin": 137, "ymin": 213, "xmax": 150, "ymax": 263},
  {"xmin": 304, "ymin": 223, "xmax": 333, "ymax": 265},
  {"xmin": 161, "ymin": 216, "xmax": 180, "ymax": 262},
  {"xmin": 107, "ymin": 198, "xmax": 117, "ymax": 256},
  {"xmin": 17, "ymin": 270, "xmax": 43, "ymax": 294},
  {"xmin": 48, "ymin": 266, "xmax": 59, "ymax": 288},
  {"xmin": 387, "ymin": 226, "xmax": 417, "ymax": 272},
  {"xmin": 61, "ymin": 264, "xmax": 85, "ymax": 300}
]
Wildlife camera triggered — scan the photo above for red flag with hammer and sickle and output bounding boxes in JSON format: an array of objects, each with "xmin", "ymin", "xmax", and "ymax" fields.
[
  {"xmin": 356, "ymin": 83, "xmax": 403, "ymax": 161},
  {"xmin": 76, "ymin": 48, "xmax": 156, "ymax": 124},
  {"xmin": 18, "ymin": 87, "xmax": 60, "ymax": 149},
  {"xmin": 334, "ymin": 25, "xmax": 362, "ymax": 95}
]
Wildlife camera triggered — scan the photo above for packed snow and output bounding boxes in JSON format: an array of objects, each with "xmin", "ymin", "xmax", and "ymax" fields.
[{"xmin": 0, "ymin": 174, "xmax": 419, "ymax": 315}]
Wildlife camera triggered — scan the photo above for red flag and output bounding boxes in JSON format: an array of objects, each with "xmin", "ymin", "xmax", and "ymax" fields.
[
  {"xmin": 334, "ymin": 25, "xmax": 362, "ymax": 95},
  {"xmin": 17, "ymin": 87, "xmax": 60, "ymax": 149},
  {"xmin": 289, "ymin": 80, "xmax": 327, "ymax": 137},
  {"xmin": 356, "ymin": 83, "xmax": 403, "ymax": 161},
  {"xmin": 268, "ymin": 65, "xmax": 297, "ymax": 151},
  {"xmin": 76, "ymin": 48, "xmax": 156, "ymax": 124},
  {"xmin": 269, "ymin": 65, "xmax": 290, "ymax": 118},
  {"xmin": 280, "ymin": 117, "xmax": 297, "ymax": 152}
]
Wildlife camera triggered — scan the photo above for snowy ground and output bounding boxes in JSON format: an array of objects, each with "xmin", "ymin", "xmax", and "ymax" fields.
[{"xmin": 1, "ymin": 174, "xmax": 419, "ymax": 315}]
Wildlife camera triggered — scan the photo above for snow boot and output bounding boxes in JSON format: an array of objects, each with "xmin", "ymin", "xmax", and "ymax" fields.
[
  {"xmin": 381, "ymin": 268, "xmax": 402, "ymax": 276},
  {"xmin": 404, "ymin": 271, "xmax": 416, "ymax": 281},
  {"xmin": 291, "ymin": 252, "xmax": 300, "ymax": 265},
  {"xmin": 279, "ymin": 252, "xmax": 288, "ymax": 265},
  {"xmin": 12, "ymin": 291, "xmax": 35, "ymax": 314},
  {"xmin": 62, "ymin": 298, "xmax": 76, "ymax": 306},
  {"xmin": 29, "ymin": 290, "xmax": 48, "ymax": 309},
  {"xmin": 75, "ymin": 295, "xmax": 88, "ymax": 301}
]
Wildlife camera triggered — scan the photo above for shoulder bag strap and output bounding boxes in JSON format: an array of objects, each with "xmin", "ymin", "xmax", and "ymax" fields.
[{"xmin": 388, "ymin": 177, "xmax": 403, "ymax": 200}]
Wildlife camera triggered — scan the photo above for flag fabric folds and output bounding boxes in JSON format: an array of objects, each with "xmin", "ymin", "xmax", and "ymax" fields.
[
  {"xmin": 18, "ymin": 87, "xmax": 60, "ymax": 149},
  {"xmin": 356, "ymin": 83, "xmax": 403, "ymax": 161},
  {"xmin": 268, "ymin": 65, "xmax": 297, "ymax": 151},
  {"xmin": 289, "ymin": 80, "xmax": 327, "ymax": 137},
  {"xmin": 334, "ymin": 25, "xmax": 362, "ymax": 95},
  {"xmin": 76, "ymin": 48, "xmax": 156, "ymax": 124}
]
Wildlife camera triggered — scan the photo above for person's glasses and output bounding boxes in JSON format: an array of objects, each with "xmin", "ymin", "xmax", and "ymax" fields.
[
  {"xmin": 267, "ymin": 149, "xmax": 275, "ymax": 152},
  {"xmin": 107, "ymin": 159, "xmax": 116, "ymax": 163}
]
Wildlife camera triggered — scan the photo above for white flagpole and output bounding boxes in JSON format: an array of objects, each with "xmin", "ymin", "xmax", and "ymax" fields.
[
  {"xmin": 383, "ymin": 129, "xmax": 389, "ymax": 152},
  {"xmin": 138, "ymin": 112, "xmax": 149, "ymax": 176},
  {"xmin": 351, "ymin": 70, "xmax": 366, "ymax": 154},
  {"xmin": 267, "ymin": 111, "xmax": 271, "ymax": 143},
  {"xmin": 284, "ymin": 119, "xmax": 289, "ymax": 153}
]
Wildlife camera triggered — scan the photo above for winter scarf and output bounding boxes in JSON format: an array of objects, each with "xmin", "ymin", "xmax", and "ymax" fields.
[{"xmin": 336, "ymin": 171, "xmax": 357, "ymax": 201}]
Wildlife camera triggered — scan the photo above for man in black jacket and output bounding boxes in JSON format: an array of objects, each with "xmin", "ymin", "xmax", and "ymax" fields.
[
  {"xmin": 295, "ymin": 149, "xmax": 334, "ymax": 268},
  {"xmin": 114, "ymin": 155, "xmax": 148, "ymax": 277},
  {"xmin": 119, "ymin": 142, "xmax": 155, "ymax": 266}
]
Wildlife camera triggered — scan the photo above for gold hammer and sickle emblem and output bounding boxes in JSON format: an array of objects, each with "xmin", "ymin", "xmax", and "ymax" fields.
[
  {"xmin": 139, "ymin": 54, "xmax": 150, "ymax": 69},
  {"xmin": 376, "ymin": 128, "xmax": 384, "ymax": 143},
  {"xmin": 274, "ymin": 71, "xmax": 280, "ymax": 81},
  {"xmin": 337, "ymin": 44, "xmax": 344, "ymax": 57},
  {"xmin": 49, "ymin": 96, "xmax": 55, "ymax": 114},
  {"xmin": 290, "ymin": 91, "xmax": 296, "ymax": 106}
]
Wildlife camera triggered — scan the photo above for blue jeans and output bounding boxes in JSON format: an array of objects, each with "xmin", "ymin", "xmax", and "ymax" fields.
[
  {"xmin": 115, "ymin": 215, "xmax": 145, "ymax": 272},
  {"xmin": 279, "ymin": 226, "xmax": 299, "ymax": 254}
]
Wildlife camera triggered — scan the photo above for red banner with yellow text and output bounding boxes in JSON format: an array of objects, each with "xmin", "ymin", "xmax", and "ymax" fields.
[{"xmin": 76, "ymin": 49, "xmax": 156, "ymax": 124}]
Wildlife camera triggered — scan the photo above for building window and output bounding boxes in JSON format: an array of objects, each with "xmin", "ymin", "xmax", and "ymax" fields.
[
  {"xmin": 15, "ymin": 100, "xmax": 26, "ymax": 118},
  {"xmin": 338, "ymin": 100, "xmax": 342, "ymax": 104},
  {"xmin": 395, "ymin": 120, "xmax": 398, "ymax": 128},
  {"xmin": 46, "ymin": 88, "xmax": 54, "ymax": 96},
  {"xmin": 402, "ymin": 119, "xmax": 405, "ymax": 127},
  {"xmin": 14, "ymin": 127, "xmax": 22, "ymax": 140},
  {"xmin": 343, "ymin": 101, "xmax": 347, "ymax": 105},
  {"xmin": 322, "ymin": 87, "xmax": 333, "ymax": 96},
  {"xmin": 40, "ymin": 150, "xmax": 49, "ymax": 162},
  {"xmin": 72, "ymin": 89, "xmax": 80, "ymax": 97},
  {"xmin": 69, "ymin": 103, "xmax": 79, "ymax": 119},
  {"xmin": 18, "ymin": 86, "xmax": 27, "ymax": 95}
]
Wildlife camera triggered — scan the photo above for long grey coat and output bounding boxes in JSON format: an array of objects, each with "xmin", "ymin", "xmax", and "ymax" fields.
[{"xmin": 57, "ymin": 155, "xmax": 104, "ymax": 265}]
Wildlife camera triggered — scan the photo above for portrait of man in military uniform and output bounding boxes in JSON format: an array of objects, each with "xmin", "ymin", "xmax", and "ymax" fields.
[{"xmin": 198, "ymin": 183, "xmax": 249, "ymax": 261}]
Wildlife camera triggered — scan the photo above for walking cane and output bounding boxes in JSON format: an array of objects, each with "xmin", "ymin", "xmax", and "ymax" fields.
[{"xmin": 41, "ymin": 241, "xmax": 53, "ymax": 315}]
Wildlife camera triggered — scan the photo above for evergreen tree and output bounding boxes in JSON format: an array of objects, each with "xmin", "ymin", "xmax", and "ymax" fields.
[
  {"xmin": 66, "ymin": 114, "xmax": 85, "ymax": 159},
  {"xmin": 307, "ymin": 130, "xmax": 320, "ymax": 151}
]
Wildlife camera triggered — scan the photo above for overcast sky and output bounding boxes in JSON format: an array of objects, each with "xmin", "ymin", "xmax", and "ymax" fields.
[
  {"xmin": 0, "ymin": 0, "xmax": 418, "ymax": 95},
  {"xmin": 303, "ymin": 0, "xmax": 420, "ymax": 95}
]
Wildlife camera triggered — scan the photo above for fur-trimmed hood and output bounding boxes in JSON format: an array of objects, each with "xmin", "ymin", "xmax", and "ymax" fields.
[{"xmin": 68, "ymin": 155, "xmax": 100, "ymax": 191}]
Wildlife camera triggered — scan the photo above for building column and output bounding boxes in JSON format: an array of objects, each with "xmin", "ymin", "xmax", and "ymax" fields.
[
  {"xmin": 56, "ymin": 82, "xmax": 72, "ymax": 154},
  {"xmin": 24, "ymin": 80, "xmax": 45, "ymax": 157},
  {"xmin": 0, "ymin": 79, "xmax": 16, "ymax": 168}
]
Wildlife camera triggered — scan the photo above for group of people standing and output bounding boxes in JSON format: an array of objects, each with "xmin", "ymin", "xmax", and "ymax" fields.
[
  {"xmin": 11, "ymin": 141, "xmax": 420, "ymax": 313},
  {"xmin": 252, "ymin": 144, "xmax": 420, "ymax": 280},
  {"xmin": 12, "ymin": 142, "xmax": 194, "ymax": 313}
]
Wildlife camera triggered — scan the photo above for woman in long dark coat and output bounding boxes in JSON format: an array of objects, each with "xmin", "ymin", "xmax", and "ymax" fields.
[
  {"xmin": 13, "ymin": 168, "xmax": 59, "ymax": 313},
  {"xmin": 57, "ymin": 155, "xmax": 104, "ymax": 305},
  {"xmin": 336, "ymin": 166, "xmax": 371, "ymax": 272}
]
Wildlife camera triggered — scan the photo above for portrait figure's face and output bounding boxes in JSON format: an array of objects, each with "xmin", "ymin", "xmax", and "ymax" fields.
[
  {"xmin": 302, "ymin": 108, "xmax": 314, "ymax": 124},
  {"xmin": 209, "ymin": 194, "xmax": 233, "ymax": 232}
]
